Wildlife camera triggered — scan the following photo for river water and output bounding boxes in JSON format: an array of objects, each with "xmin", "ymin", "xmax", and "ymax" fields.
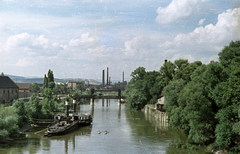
[{"xmin": 0, "ymin": 99, "xmax": 207, "ymax": 154}]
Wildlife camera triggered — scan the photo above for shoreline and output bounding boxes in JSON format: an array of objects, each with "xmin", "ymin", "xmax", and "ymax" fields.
[{"xmin": 0, "ymin": 124, "xmax": 35, "ymax": 144}]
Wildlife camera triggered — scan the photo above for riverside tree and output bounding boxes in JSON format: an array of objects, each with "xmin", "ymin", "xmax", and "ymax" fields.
[
  {"xmin": 0, "ymin": 105, "xmax": 19, "ymax": 141},
  {"xmin": 43, "ymin": 69, "xmax": 55, "ymax": 90}
]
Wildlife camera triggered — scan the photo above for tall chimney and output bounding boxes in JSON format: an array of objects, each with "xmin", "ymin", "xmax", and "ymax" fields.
[
  {"xmin": 107, "ymin": 67, "xmax": 109, "ymax": 85},
  {"xmin": 73, "ymin": 99, "xmax": 76, "ymax": 113},
  {"xmin": 122, "ymin": 71, "xmax": 124, "ymax": 83},
  {"xmin": 102, "ymin": 69, "xmax": 105, "ymax": 86},
  {"xmin": 65, "ymin": 99, "xmax": 69, "ymax": 117}
]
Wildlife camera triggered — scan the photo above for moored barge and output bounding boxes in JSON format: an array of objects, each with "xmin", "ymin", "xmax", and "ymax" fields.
[{"xmin": 44, "ymin": 99, "xmax": 92, "ymax": 137}]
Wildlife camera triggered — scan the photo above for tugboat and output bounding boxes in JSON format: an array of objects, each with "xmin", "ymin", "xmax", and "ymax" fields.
[{"xmin": 44, "ymin": 99, "xmax": 92, "ymax": 137}]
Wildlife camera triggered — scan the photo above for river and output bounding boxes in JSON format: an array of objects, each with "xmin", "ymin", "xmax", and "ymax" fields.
[{"xmin": 0, "ymin": 99, "xmax": 207, "ymax": 154}]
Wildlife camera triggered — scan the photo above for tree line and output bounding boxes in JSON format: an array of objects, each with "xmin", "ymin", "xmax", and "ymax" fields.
[
  {"xmin": 125, "ymin": 40, "xmax": 240, "ymax": 152},
  {"xmin": 0, "ymin": 69, "xmax": 92, "ymax": 141}
]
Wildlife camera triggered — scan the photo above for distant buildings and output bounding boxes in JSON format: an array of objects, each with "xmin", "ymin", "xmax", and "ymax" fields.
[
  {"xmin": 66, "ymin": 81, "xmax": 85, "ymax": 90},
  {"xmin": 16, "ymin": 83, "xmax": 37, "ymax": 99},
  {"xmin": 0, "ymin": 76, "xmax": 19, "ymax": 104}
]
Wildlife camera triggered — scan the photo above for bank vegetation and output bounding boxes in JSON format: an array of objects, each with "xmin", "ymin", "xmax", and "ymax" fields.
[{"xmin": 125, "ymin": 40, "xmax": 240, "ymax": 153}]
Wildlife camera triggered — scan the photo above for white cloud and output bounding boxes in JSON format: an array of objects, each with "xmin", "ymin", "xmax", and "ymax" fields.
[
  {"xmin": 156, "ymin": 0, "xmax": 209, "ymax": 24},
  {"xmin": 198, "ymin": 18, "xmax": 205, "ymax": 25},
  {"xmin": 6, "ymin": 33, "xmax": 49, "ymax": 49},
  {"xmin": 159, "ymin": 7, "xmax": 240, "ymax": 62}
]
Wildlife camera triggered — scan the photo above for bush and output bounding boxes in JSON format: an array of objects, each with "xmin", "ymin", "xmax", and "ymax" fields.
[{"xmin": 0, "ymin": 105, "xmax": 19, "ymax": 140}]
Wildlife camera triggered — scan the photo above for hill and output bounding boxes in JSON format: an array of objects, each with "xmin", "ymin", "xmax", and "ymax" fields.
[{"xmin": 6, "ymin": 74, "xmax": 101, "ymax": 85}]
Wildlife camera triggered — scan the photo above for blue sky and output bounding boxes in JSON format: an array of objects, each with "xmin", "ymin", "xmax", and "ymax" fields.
[{"xmin": 0, "ymin": 0, "xmax": 239, "ymax": 82}]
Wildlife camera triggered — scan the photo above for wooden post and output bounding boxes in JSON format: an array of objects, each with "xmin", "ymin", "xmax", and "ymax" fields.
[
  {"xmin": 65, "ymin": 99, "xmax": 69, "ymax": 117},
  {"xmin": 73, "ymin": 99, "xmax": 76, "ymax": 112}
]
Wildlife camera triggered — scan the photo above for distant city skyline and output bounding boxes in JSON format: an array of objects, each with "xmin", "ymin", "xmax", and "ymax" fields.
[{"xmin": 0, "ymin": 0, "xmax": 239, "ymax": 81}]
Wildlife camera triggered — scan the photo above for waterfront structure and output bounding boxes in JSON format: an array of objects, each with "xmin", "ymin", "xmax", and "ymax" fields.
[
  {"xmin": 0, "ymin": 76, "xmax": 19, "ymax": 104},
  {"xmin": 67, "ymin": 81, "xmax": 85, "ymax": 90},
  {"xmin": 16, "ymin": 83, "xmax": 37, "ymax": 99},
  {"xmin": 155, "ymin": 97, "xmax": 165, "ymax": 112}
]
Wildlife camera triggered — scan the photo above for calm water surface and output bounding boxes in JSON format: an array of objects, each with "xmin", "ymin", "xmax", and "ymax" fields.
[{"xmin": 0, "ymin": 99, "xmax": 207, "ymax": 154}]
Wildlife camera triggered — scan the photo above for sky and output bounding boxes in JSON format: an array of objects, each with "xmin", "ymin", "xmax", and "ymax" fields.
[{"xmin": 0, "ymin": 0, "xmax": 239, "ymax": 82}]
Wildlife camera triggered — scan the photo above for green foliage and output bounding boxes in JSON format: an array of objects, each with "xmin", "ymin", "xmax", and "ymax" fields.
[
  {"xmin": 32, "ymin": 83, "xmax": 40, "ymax": 92},
  {"xmin": 94, "ymin": 85, "xmax": 100, "ymax": 90},
  {"xmin": 162, "ymin": 79, "xmax": 186, "ymax": 129},
  {"xmin": 160, "ymin": 61, "xmax": 176, "ymax": 81},
  {"xmin": 43, "ymin": 69, "xmax": 55, "ymax": 90},
  {"xmin": 41, "ymin": 88, "xmax": 58, "ymax": 118},
  {"xmin": 178, "ymin": 81, "xmax": 216, "ymax": 144},
  {"xmin": 173, "ymin": 60, "xmax": 202, "ymax": 83},
  {"xmin": 43, "ymin": 74, "xmax": 48, "ymax": 89},
  {"xmin": 0, "ymin": 105, "xmax": 19, "ymax": 140},
  {"xmin": 169, "ymin": 139, "xmax": 197, "ymax": 150},
  {"xmin": 125, "ymin": 67, "xmax": 161, "ymax": 110},
  {"xmin": 25, "ymin": 94, "xmax": 42, "ymax": 119},
  {"xmin": 218, "ymin": 40, "xmax": 240, "ymax": 69},
  {"xmin": 13, "ymin": 100, "xmax": 28, "ymax": 128},
  {"xmin": 125, "ymin": 41, "xmax": 240, "ymax": 150}
]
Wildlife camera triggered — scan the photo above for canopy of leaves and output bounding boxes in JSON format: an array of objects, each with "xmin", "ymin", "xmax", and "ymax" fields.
[{"xmin": 0, "ymin": 105, "xmax": 19, "ymax": 140}]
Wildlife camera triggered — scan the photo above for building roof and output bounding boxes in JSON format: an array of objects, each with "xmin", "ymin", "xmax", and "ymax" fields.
[
  {"xmin": 0, "ymin": 76, "xmax": 19, "ymax": 88},
  {"xmin": 156, "ymin": 97, "xmax": 165, "ymax": 105},
  {"xmin": 15, "ymin": 83, "xmax": 33, "ymax": 90}
]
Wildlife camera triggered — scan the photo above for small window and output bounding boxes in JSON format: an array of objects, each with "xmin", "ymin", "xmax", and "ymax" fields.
[{"xmin": 3, "ymin": 90, "xmax": 5, "ymax": 94}]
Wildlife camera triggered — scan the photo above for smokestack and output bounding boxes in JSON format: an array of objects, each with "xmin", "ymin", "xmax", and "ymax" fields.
[
  {"xmin": 107, "ymin": 67, "xmax": 109, "ymax": 85},
  {"xmin": 122, "ymin": 71, "xmax": 124, "ymax": 83},
  {"xmin": 102, "ymin": 69, "xmax": 105, "ymax": 86},
  {"xmin": 73, "ymin": 99, "xmax": 76, "ymax": 113},
  {"xmin": 65, "ymin": 99, "xmax": 69, "ymax": 117}
]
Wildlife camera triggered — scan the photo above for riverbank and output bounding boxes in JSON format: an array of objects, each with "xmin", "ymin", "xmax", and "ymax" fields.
[
  {"xmin": 143, "ymin": 105, "xmax": 168, "ymax": 122},
  {"xmin": 0, "ymin": 124, "xmax": 35, "ymax": 144},
  {"xmin": 143, "ymin": 104, "xmax": 220, "ymax": 153}
]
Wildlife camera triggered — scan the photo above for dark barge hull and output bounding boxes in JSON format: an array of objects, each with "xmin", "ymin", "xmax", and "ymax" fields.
[{"xmin": 44, "ymin": 120, "xmax": 92, "ymax": 137}]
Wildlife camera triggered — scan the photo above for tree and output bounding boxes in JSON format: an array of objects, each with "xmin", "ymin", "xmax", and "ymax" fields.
[
  {"xmin": 0, "ymin": 105, "xmax": 19, "ymax": 140},
  {"xmin": 159, "ymin": 61, "xmax": 176, "ymax": 82},
  {"xmin": 178, "ymin": 81, "xmax": 216, "ymax": 144},
  {"xmin": 43, "ymin": 69, "xmax": 55, "ymax": 90},
  {"xmin": 1, "ymin": 72, "xmax": 4, "ymax": 76},
  {"xmin": 173, "ymin": 60, "xmax": 202, "ymax": 83},
  {"xmin": 130, "ymin": 67, "xmax": 146, "ymax": 84},
  {"xmin": 32, "ymin": 83, "xmax": 40, "ymax": 92},
  {"xmin": 162, "ymin": 79, "xmax": 186, "ymax": 129},
  {"xmin": 13, "ymin": 100, "xmax": 28, "ymax": 128},
  {"xmin": 25, "ymin": 94, "xmax": 42, "ymax": 119},
  {"xmin": 43, "ymin": 74, "xmax": 48, "ymax": 89},
  {"xmin": 218, "ymin": 40, "xmax": 240, "ymax": 69},
  {"xmin": 142, "ymin": 71, "xmax": 160, "ymax": 103},
  {"xmin": 41, "ymin": 88, "xmax": 57, "ymax": 118},
  {"xmin": 125, "ymin": 67, "xmax": 147, "ymax": 110},
  {"xmin": 212, "ymin": 68, "xmax": 240, "ymax": 148},
  {"xmin": 47, "ymin": 69, "xmax": 55, "ymax": 90}
]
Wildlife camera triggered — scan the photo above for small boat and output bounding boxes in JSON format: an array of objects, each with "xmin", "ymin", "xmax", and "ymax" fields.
[
  {"xmin": 120, "ymin": 99, "xmax": 125, "ymax": 104},
  {"xmin": 44, "ymin": 112, "xmax": 92, "ymax": 137}
]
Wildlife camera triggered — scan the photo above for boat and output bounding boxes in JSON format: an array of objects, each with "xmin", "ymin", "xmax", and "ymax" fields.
[
  {"xmin": 44, "ymin": 112, "xmax": 92, "ymax": 137},
  {"xmin": 120, "ymin": 98, "xmax": 125, "ymax": 104},
  {"xmin": 44, "ymin": 99, "xmax": 92, "ymax": 137}
]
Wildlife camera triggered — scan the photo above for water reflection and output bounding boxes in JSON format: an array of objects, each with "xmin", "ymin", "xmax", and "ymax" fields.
[{"xmin": 0, "ymin": 99, "xmax": 207, "ymax": 154}]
